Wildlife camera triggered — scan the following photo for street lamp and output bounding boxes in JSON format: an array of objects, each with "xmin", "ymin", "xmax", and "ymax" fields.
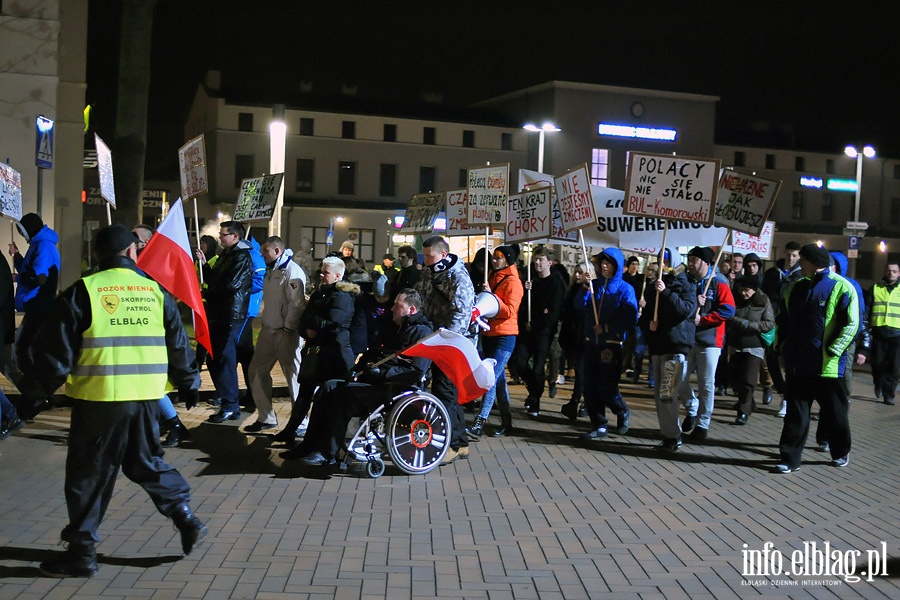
[
  {"xmin": 844, "ymin": 144, "xmax": 875, "ymax": 223},
  {"xmin": 268, "ymin": 104, "xmax": 287, "ymax": 237},
  {"xmin": 523, "ymin": 122, "xmax": 561, "ymax": 173}
]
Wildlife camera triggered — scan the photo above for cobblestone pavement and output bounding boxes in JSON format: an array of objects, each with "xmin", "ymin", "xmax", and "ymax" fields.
[{"xmin": 1, "ymin": 365, "xmax": 899, "ymax": 599}]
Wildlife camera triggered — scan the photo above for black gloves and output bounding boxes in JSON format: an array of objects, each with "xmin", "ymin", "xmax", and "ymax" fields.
[{"xmin": 180, "ymin": 388, "xmax": 200, "ymax": 410}]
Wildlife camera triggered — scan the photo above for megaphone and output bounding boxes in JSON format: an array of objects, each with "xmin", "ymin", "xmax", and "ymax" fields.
[{"xmin": 472, "ymin": 291, "xmax": 500, "ymax": 321}]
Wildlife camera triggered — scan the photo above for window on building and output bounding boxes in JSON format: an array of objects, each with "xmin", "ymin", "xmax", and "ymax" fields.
[
  {"xmin": 235, "ymin": 154, "xmax": 254, "ymax": 188},
  {"xmin": 384, "ymin": 124, "xmax": 397, "ymax": 142},
  {"xmin": 338, "ymin": 161, "xmax": 356, "ymax": 195},
  {"xmin": 380, "ymin": 163, "xmax": 397, "ymax": 197},
  {"xmin": 591, "ymin": 148, "xmax": 609, "ymax": 186},
  {"xmin": 423, "ymin": 127, "xmax": 436, "ymax": 145},
  {"xmin": 822, "ymin": 193, "xmax": 834, "ymax": 221},
  {"xmin": 766, "ymin": 154, "xmax": 776, "ymax": 169},
  {"xmin": 419, "ymin": 166, "xmax": 436, "ymax": 193},
  {"xmin": 826, "ymin": 159, "xmax": 835, "ymax": 174},
  {"xmin": 501, "ymin": 132, "xmax": 513, "ymax": 151},
  {"xmin": 891, "ymin": 197, "xmax": 900, "ymax": 225},
  {"xmin": 342, "ymin": 121, "xmax": 356, "ymax": 139},
  {"xmin": 300, "ymin": 225, "xmax": 331, "ymax": 261},
  {"xmin": 734, "ymin": 151, "xmax": 745, "ymax": 167},
  {"xmin": 791, "ymin": 190, "xmax": 804, "ymax": 219},
  {"xmin": 347, "ymin": 228, "xmax": 376, "ymax": 264},
  {"xmin": 458, "ymin": 168, "xmax": 468, "ymax": 188},
  {"xmin": 299, "ymin": 118, "xmax": 314, "ymax": 136},
  {"xmin": 238, "ymin": 112, "xmax": 253, "ymax": 132},
  {"xmin": 795, "ymin": 156, "xmax": 805, "ymax": 171},
  {"xmin": 296, "ymin": 158, "xmax": 314, "ymax": 192},
  {"xmin": 463, "ymin": 130, "xmax": 475, "ymax": 148}
]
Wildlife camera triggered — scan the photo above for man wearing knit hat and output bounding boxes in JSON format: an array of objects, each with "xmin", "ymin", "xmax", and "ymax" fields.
[
  {"xmin": 678, "ymin": 246, "xmax": 735, "ymax": 442},
  {"xmin": 773, "ymin": 243, "xmax": 858, "ymax": 473}
]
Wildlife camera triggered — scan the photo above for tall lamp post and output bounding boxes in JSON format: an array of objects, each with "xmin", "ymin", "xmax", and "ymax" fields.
[
  {"xmin": 523, "ymin": 122, "xmax": 561, "ymax": 173},
  {"xmin": 268, "ymin": 104, "xmax": 287, "ymax": 237},
  {"xmin": 844, "ymin": 144, "xmax": 876, "ymax": 278}
]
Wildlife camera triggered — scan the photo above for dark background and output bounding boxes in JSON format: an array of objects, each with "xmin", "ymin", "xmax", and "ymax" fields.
[{"xmin": 86, "ymin": 2, "xmax": 898, "ymax": 178}]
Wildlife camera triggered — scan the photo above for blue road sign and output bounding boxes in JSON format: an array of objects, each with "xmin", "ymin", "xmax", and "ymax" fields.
[{"xmin": 848, "ymin": 236, "xmax": 860, "ymax": 250}]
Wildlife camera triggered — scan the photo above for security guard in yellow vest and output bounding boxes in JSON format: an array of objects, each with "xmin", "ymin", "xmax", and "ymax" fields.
[
  {"xmin": 22, "ymin": 224, "xmax": 205, "ymax": 578},
  {"xmin": 867, "ymin": 261, "xmax": 900, "ymax": 405}
]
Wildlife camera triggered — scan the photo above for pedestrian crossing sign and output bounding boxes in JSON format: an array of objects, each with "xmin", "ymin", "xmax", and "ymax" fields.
[{"xmin": 35, "ymin": 115, "xmax": 54, "ymax": 169}]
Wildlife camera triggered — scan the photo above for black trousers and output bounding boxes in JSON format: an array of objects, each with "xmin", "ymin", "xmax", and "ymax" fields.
[
  {"xmin": 62, "ymin": 400, "xmax": 191, "ymax": 545},
  {"xmin": 583, "ymin": 344, "xmax": 628, "ymax": 429},
  {"xmin": 732, "ymin": 352, "xmax": 762, "ymax": 416},
  {"xmin": 429, "ymin": 366, "xmax": 468, "ymax": 450},
  {"xmin": 515, "ymin": 333, "xmax": 553, "ymax": 408},
  {"xmin": 778, "ymin": 375, "xmax": 851, "ymax": 468},
  {"xmin": 871, "ymin": 334, "xmax": 900, "ymax": 401}
]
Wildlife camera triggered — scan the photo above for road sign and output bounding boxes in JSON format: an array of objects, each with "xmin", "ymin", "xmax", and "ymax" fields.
[
  {"xmin": 845, "ymin": 221, "xmax": 868, "ymax": 230},
  {"xmin": 843, "ymin": 228, "xmax": 866, "ymax": 237},
  {"xmin": 35, "ymin": 115, "xmax": 54, "ymax": 169},
  {"xmin": 848, "ymin": 236, "xmax": 860, "ymax": 250}
]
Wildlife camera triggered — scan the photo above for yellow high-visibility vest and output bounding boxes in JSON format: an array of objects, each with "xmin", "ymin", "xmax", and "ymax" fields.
[
  {"xmin": 871, "ymin": 284, "xmax": 900, "ymax": 329},
  {"xmin": 67, "ymin": 268, "xmax": 169, "ymax": 401}
]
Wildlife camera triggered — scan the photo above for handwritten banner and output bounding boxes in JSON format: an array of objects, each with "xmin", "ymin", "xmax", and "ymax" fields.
[
  {"xmin": 444, "ymin": 189, "xmax": 480, "ymax": 237},
  {"xmin": 466, "ymin": 164, "xmax": 509, "ymax": 226},
  {"xmin": 624, "ymin": 153, "xmax": 721, "ymax": 225},
  {"xmin": 506, "ymin": 186, "xmax": 552, "ymax": 243},
  {"xmin": 714, "ymin": 170, "xmax": 781, "ymax": 236},
  {"xmin": 233, "ymin": 173, "xmax": 285, "ymax": 222},
  {"xmin": 728, "ymin": 220, "xmax": 775, "ymax": 259},
  {"xmin": 94, "ymin": 134, "xmax": 116, "ymax": 207},
  {"xmin": 178, "ymin": 135, "xmax": 208, "ymax": 200},
  {"xmin": 0, "ymin": 162, "xmax": 23, "ymax": 221},
  {"xmin": 518, "ymin": 168, "xmax": 578, "ymax": 244},
  {"xmin": 555, "ymin": 163, "xmax": 597, "ymax": 233},
  {"xmin": 401, "ymin": 192, "xmax": 443, "ymax": 234}
]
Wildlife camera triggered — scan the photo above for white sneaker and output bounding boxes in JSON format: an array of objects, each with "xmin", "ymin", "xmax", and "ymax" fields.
[
  {"xmin": 777, "ymin": 400, "xmax": 787, "ymax": 418},
  {"xmin": 556, "ymin": 375, "xmax": 566, "ymax": 385}
]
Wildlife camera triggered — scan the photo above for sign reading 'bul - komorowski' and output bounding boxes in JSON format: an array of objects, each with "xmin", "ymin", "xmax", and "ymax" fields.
[{"xmin": 624, "ymin": 152, "xmax": 721, "ymax": 226}]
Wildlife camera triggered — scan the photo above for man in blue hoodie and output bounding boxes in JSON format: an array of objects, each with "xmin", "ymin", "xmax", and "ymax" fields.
[
  {"xmin": 8, "ymin": 212, "xmax": 60, "ymax": 418},
  {"xmin": 572, "ymin": 247, "xmax": 638, "ymax": 439}
]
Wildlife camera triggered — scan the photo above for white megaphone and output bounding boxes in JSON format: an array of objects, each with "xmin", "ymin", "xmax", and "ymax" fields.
[{"xmin": 472, "ymin": 291, "xmax": 500, "ymax": 321}]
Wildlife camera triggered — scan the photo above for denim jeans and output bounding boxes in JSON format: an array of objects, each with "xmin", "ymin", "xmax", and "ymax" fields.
[
  {"xmin": 678, "ymin": 345, "xmax": 722, "ymax": 431},
  {"xmin": 208, "ymin": 319, "xmax": 245, "ymax": 412},
  {"xmin": 158, "ymin": 395, "xmax": 178, "ymax": 420},
  {"xmin": 478, "ymin": 335, "xmax": 515, "ymax": 420}
]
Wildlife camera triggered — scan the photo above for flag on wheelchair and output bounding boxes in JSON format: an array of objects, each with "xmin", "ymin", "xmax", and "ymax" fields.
[{"xmin": 401, "ymin": 329, "xmax": 496, "ymax": 404}]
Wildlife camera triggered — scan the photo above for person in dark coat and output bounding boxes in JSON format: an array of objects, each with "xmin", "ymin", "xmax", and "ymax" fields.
[{"xmin": 727, "ymin": 275, "xmax": 775, "ymax": 424}]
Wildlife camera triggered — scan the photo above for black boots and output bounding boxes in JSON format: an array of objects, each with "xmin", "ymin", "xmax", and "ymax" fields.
[
  {"xmin": 492, "ymin": 415, "xmax": 512, "ymax": 437},
  {"xmin": 560, "ymin": 400, "xmax": 578, "ymax": 422},
  {"xmin": 466, "ymin": 416, "xmax": 485, "ymax": 439},
  {"xmin": 40, "ymin": 543, "xmax": 99, "ymax": 578},
  {"xmin": 171, "ymin": 504, "xmax": 208, "ymax": 556},
  {"xmin": 162, "ymin": 417, "xmax": 189, "ymax": 448}
]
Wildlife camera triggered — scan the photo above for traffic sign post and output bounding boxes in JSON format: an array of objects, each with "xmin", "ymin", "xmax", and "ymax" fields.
[
  {"xmin": 35, "ymin": 115, "xmax": 54, "ymax": 218},
  {"xmin": 848, "ymin": 235, "xmax": 859, "ymax": 259}
]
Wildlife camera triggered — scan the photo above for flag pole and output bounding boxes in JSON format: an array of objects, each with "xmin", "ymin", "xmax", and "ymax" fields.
[
  {"xmin": 193, "ymin": 197, "xmax": 204, "ymax": 285},
  {"xmin": 653, "ymin": 219, "xmax": 670, "ymax": 323},
  {"xmin": 105, "ymin": 202, "xmax": 112, "ymax": 225},
  {"xmin": 483, "ymin": 226, "xmax": 490, "ymax": 289},
  {"xmin": 578, "ymin": 229, "xmax": 599, "ymax": 326}
]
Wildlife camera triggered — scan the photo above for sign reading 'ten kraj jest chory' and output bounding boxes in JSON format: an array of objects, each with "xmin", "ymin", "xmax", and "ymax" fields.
[
  {"xmin": 401, "ymin": 192, "xmax": 443, "ymax": 234},
  {"xmin": 466, "ymin": 164, "xmax": 509, "ymax": 226},
  {"xmin": 505, "ymin": 186, "xmax": 552, "ymax": 243},
  {"xmin": 233, "ymin": 173, "xmax": 285, "ymax": 222},
  {"xmin": 714, "ymin": 170, "xmax": 781, "ymax": 237},
  {"xmin": 624, "ymin": 153, "xmax": 721, "ymax": 226}
]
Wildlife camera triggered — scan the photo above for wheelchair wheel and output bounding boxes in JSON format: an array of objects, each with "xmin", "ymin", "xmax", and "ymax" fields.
[
  {"xmin": 367, "ymin": 457, "xmax": 385, "ymax": 478},
  {"xmin": 386, "ymin": 391, "xmax": 450, "ymax": 475}
]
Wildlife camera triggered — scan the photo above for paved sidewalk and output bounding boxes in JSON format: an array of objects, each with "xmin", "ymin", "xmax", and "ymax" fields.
[{"xmin": 1, "ymin": 367, "xmax": 899, "ymax": 599}]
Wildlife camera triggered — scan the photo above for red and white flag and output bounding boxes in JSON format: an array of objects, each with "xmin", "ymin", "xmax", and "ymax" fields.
[
  {"xmin": 401, "ymin": 328, "xmax": 496, "ymax": 404},
  {"xmin": 137, "ymin": 198, "xmax": 212, "ymax": 356}
]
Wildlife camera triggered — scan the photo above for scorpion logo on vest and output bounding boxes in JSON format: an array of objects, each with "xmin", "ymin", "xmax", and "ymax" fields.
[{"xmin": 101, "ymin": 294, "xmax": 120, "ymax": 314}]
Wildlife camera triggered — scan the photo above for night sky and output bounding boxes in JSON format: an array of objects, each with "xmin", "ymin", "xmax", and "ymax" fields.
[{"xmin": 86, "ymin": 2, "xmax": 897, "ymax": 178}]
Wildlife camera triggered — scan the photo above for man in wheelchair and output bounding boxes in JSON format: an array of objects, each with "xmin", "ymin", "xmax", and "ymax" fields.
[{"xmin": 281, "ymin": 288, "xmax": 433, "ymax": 465}]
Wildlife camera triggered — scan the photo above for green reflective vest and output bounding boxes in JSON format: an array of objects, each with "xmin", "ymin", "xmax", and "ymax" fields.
[
  {"xmin": 68, "ymin": 268, "xmax": 169, "ymax": 401},
  {"xmin": 871, "ymin": 283, "xmax": 900, "ymax": 330}
]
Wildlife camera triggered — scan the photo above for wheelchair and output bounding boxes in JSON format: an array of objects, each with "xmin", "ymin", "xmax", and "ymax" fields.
[{"xmin": 340, "ymin": 388, "xmax": 451, "ymax": 478}]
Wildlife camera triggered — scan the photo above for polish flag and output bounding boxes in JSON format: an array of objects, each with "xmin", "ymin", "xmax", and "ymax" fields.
[
  {"xmin": 137, "ymin": 198, "xmax": 212, "ymax": 356},
  {"xmin": 401, "ymin": 329, "xmax": 495, "ymax": 404}
]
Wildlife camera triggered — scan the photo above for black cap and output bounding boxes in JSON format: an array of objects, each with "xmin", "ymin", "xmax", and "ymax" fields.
[
  {"xmin": 688, "ymin": 246, "xmax": 716, "ymax": 265},
  {"xmin": 495, "ymin": 244, "xmax": 519, "ymax": 265},
  {"xmin": 626, "ymin": 256, "xmax": 640, "ymax": 265},
  {"xmin": 94, "ymin": 224, "xmax": 139, "ymax": 258},
  {"xmin": 799, "ymin": 243, "xmax": 831, "ymax": 269},
  {"xmin": 734, "ymin": 275, "xmax": 760, "ymax": 291},
  {"xmin": 383, "ymin": 253, "xmax": 395, "ymax": 260}
]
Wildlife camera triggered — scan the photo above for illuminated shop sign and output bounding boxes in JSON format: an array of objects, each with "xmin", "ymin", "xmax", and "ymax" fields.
[
  {"xmin": 597, "ymin": 123, "xmax": 677, "ymax": 142},
  {"xmin": 800, "ymin": 176, "xmax": 824, "ymax": 189},
  {"xmin": 826, "ymin": 178, "xmax": 859, "ymax": 192}
]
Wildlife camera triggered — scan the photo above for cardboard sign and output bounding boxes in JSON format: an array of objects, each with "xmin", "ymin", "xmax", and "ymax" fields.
[
  {"xmin": 555, "ymin": 164, "xmax": 597, "ymax": 233},
  {"xmin": 506, "ymin": 186, "xmax": 552, "ymax": 243},
  {"xmin": 466, "ymin": 164, "xmax": 509, "ymax": 226},
  {"xmin": 0, "ymin": 162, "xmax": 23, "ymax": 221},
  {"xmin": 178, "ymin": 135, "xmax": 208, "ymax": 200},
  {"xmin": 445, "ymin": 189, "xmax": 480, "ymax": 237},
  {"xmin": 233, "ymin": 173, "xmax": 285, "ymax": 222},
  {"xmin": 94, "ymin": 134, "xmax": 116, "ymax": 207},
  {"xmin": 624, "ymin": 153, "xmax": 721, "ymax": 225},
  {"xmin": 714, "ymin": 170, "xmax": 781, "ymax": 236},
  {"xmin": 518, "ymin": 168, "xmax": 578, "ymax": 244},
  {"xmin": 728, "ymin": 220, "xmax": 775, "ymax": 260},
  {"xmin": 401, "ymin": 192, "xmax": 443, "ymax": 234}
]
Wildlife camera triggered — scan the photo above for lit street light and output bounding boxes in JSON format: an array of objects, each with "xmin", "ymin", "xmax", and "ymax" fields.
[
  {"xmin": 523, "ymin": 122, "xmax": 560, "ymax": 173},
  {"xmin": 268, "ymin": 104, "xmax": 287, "ymax": 237},
  {"xmin": 844, "ymin": 144, "xmax": 875, "ymax": 278}
]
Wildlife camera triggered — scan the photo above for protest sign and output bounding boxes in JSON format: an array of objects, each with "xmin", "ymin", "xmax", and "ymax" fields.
[
  {"xmin": 728, "ymin": 220, "xmax": 775, "ymax": 259},
  {"xmin": 401, "ymin": 192, "xmax": 443, "ymax": 234},
  {"xmin": 505, "ymin": 186, "xmax": 552, "ymax": 243},
  {"xmin": 94, "ymin": 134, "xmax": 116, "ymax": 207},
  {"xmin": 178, "ymin": 135, "xmax": 208, "ymax": 200},
  {"xmin": 555, "ymin": 163, "xmax": 597, "ymax": 233},
  {"xmin": 0, "ymin": 162, "xmax": 23, "ymax": 221},
  {"xmin": 466, "ymin": 164, "xmax": 509, "ymax": 226},
  {"xmin": 233, "ymin": 173, "xmax": 285, "ymax": 222},
  {"xmin": 518, "ymin": 168, "xmax": 578, "ymax": 244},
  {"xmin": 714, "ymin": 170, "xmax": 781, "ymax": 236},
  {"xmin": 624, "ymin": 153, "xmax": 721, "ymax": 225},
  {"xmin": 445, "ymin": 189, "xmax": 480, "ymax": 237}
]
